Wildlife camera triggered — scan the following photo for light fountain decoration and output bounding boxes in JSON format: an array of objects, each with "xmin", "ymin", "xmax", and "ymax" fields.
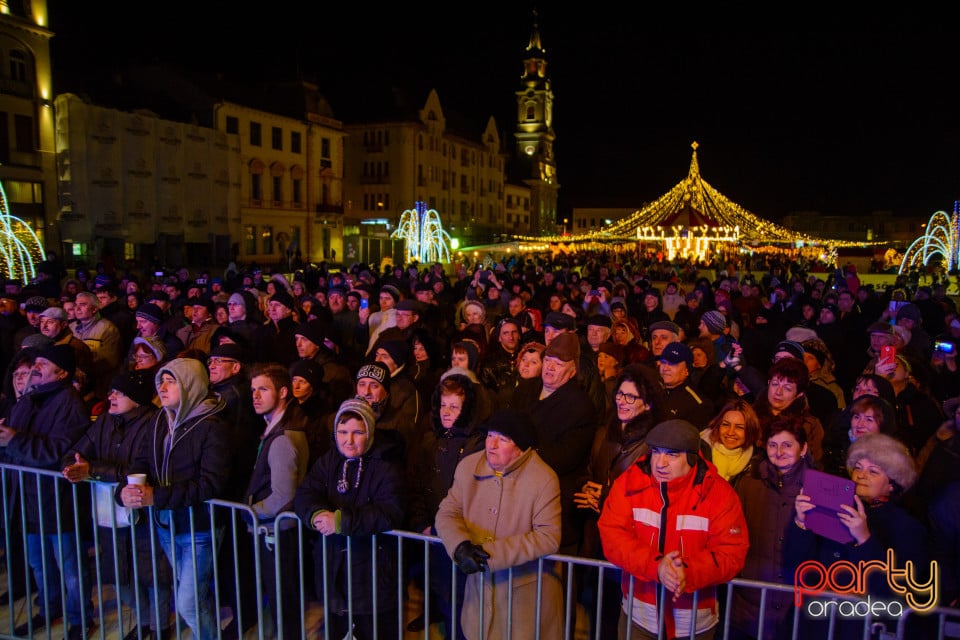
[
  {"xmin": 391, "ymin": 201, "xmax": 452, "ymax": 264},
  {"xmin": 0, "ymin": 181, "xmax": 43, "ymax": 282},
  {"xmin": 899, "ymin": 202, "xmax": 959, "ymax": 274}
]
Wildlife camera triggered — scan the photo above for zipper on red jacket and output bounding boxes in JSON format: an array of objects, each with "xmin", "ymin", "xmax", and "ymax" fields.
[{"xmin": 658, "ymin": 481, "xmax": 668, "ymax": 554}]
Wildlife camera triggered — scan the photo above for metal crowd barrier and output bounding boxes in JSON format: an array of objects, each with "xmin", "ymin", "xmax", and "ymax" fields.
[{"xmin": 0, "ymin": 464, "xmax": 959, "ymax": 640}]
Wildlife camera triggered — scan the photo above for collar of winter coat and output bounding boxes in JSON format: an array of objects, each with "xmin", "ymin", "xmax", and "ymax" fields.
[
  {"xmin": 472, "ymin": 446, "xmax": 535, "ymax": 480},
  {"xmin": 631, "ymin": 452, "xmax": 714, "ymax": 499},
  {"xmin": 757, "ymin": 453, "xmax": 810, "ymax": 487},
  {"xmin": 26, "ymin": 378, "xmax": 71, "ymax": 400}
]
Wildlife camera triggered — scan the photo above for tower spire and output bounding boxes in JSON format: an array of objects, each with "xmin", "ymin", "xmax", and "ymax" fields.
[{"xmin": 513, "ymin": 8, "xmax": 559, "ymax": 236}]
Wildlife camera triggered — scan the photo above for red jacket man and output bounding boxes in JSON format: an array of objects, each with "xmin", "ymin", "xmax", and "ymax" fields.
[{"xmin": 598, "ymin": 419, "xmax": 749, "ymax": 638}]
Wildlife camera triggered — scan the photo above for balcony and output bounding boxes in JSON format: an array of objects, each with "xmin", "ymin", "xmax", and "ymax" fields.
[
  {"xmin": 315, "ymin": 203, "xmax": 344, "ymax": 214},
  {"xmin": 0, "ymin": 76, "xmax": 33, "ymax": 99}
]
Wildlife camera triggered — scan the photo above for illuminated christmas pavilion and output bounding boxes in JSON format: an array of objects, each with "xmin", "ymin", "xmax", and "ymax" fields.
[{"xmin": 504, "ymin": 142, "xmax": 875, "ymax": 261}]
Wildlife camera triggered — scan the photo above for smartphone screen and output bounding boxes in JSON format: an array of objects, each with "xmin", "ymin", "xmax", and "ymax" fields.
[
  {"xmin": 880, "ymin": 345, "xmax": 896, "ymax": 368},
  {"xmin": 360, "ymin": 298, "xmax": 369, "ymax": 310}
]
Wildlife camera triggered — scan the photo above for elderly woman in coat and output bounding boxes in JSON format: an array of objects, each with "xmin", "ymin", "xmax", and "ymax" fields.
[
  {"xmin": 435, "ymin": 409, "xmax": 562, "ymax": 640},
  {"xmin": 293, "ymin": 397, "xmax": 406, "ymax": 640}
]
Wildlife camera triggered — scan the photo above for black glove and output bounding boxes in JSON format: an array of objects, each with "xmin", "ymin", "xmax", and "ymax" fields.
[{"xmin": 454, "ymin": 540, "xmax": 490, "ymax": 574}]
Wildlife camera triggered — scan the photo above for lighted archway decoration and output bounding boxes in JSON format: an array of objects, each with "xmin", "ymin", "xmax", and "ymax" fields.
[
  {"xmin": 391, "ymin": 201, "xmax": 452, "ymax": 264},
  {"xmin": 0, "ymin": 182, "xmax": 43, "ymax": 282},
  {"xmin": 899, "ymin": 203, "xmax": 958, "ymax": 274}
]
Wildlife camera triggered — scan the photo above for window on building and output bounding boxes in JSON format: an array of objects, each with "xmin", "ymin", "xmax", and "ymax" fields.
[
  {"xmin": 9, "ymin": 50, "xmax": 26, "ymax": 83},
  {"xmin": 273, "ymin": 176, "xmax": 282, "ymax": 204},
  {"xmin": 14, "ymin": 114, "xmax": 32, "ymax": 151},
  {"xmin": 225, "ymin": 116, "xmax": 239, "ymax": 134},
  {"xmin": 363, "ymin": 194, "xmax": 369, "ymax": 210},
  {"xmin": 291, "ymin": 131, "xmax": 302, "ymax": 154},
  {"xmin": 384, "ymin": 131, "xmax": 389, "ymax": 146},
  {"xmin": 418, "ymin": 134, "xmax": 423, "ymax": 150},
  {"xmin": 244, "ymin": 225, "xmax": 257, "ymax": 255},
  {"xmin": 526, "ymin": 104, "xmax": 535, "ymax": 120},
  {"xmin": 292, "ymin": 179, "xmax": 302, "ymax": 205},
  {"xmin": 262, "ymin": 226, "xmax": 274, "ymax": 255},
  {"xmin": 251, "ymin": 174, "xmax": 262, "ymax": 202},
  {"xmin": 384, "ymin": 161, "xmax": 389, "ymax": 177},
  {"xmin": 250, "ymin": 122, "xmax": 261, "ymax": 146},
  {"xmin": 384, "ymin": 194, "xmax": 389, "ymax": 210},
  {"xmin": 271, "ymin": 127, "xmax": 282, "ymax": 150},
  {"xmin": 321, "ymin": 137, "xmax": 330, "ymax": 159}
]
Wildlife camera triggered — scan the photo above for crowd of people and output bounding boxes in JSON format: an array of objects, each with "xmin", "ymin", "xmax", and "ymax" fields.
[{"xmin": 0, "ymin": 249, "xmax": 959, "ymax": 639}]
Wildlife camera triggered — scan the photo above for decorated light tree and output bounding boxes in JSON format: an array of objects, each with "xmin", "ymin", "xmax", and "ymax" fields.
[
  {"xmin": 0, "ymin": 181, "xmax": 43, "ymax": 282},
  {"xmin": 899, "ymin": 201, "xmax": 959, "ymax": 274},
  {"xmin": 391, "ymin": 201, "xmax": 452, "ymax": 264}
]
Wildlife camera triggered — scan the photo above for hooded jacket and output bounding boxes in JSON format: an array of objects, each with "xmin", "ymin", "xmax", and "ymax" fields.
[
  {"xmin": 598, "ymin": 453, "xmax": 749, "ymax": 638},
  {"xmin": 407, "ymin": 374, "xmax": 485, "ymax": 532},
  {"xmin": 119, "ymin": 358, "xmax": 230, "ymax": 533}
]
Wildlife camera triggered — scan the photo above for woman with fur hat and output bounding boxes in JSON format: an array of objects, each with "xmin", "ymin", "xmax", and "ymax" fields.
[
  {"xmin": 293, "ymin": 397, "xmax": 406, "ymax": 640},
  {"xmin": 787, "ymin": 433, "xmax": 930, "ymax": 638}
]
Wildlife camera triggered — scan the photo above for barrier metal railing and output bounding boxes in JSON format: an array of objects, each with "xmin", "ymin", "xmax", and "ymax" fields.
[{"xmin": 0, "ymin": 465, "xmax": 959, "ymax": 640}]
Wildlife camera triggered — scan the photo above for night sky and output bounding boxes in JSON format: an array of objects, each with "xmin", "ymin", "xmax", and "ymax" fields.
[{"xmin": 48, "ymin": 4, "xmax": 960, "ymax": 222}]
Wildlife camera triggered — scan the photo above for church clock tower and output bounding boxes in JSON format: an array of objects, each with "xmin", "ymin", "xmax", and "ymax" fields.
[{"xmin": 514, "ymin": 12, "xmax": 559, "ymax": 236}]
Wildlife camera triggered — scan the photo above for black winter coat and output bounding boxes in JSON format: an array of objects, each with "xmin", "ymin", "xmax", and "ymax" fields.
[
  {"xmin": 122, "ymin": 400, "xmax": 231, "ymax": 533},
  {"xmin": 64, "ymin": 404, "xmax": 157, "ymax": 483},
  {"xmin": 293, "ymin": 433, "xmax": 406, "ymax": 615},
  {"xmin": 406, "ymin": 375, "xmax": 485, "ymax": 532},
  {"xmin": 5, "ymin": 380, "xmax": 90, "ymax": 533}
]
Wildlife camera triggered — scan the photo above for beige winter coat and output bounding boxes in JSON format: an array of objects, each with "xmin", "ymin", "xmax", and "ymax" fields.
[{"xmin": 436, "ymin": 448, "xmax": 562, "ymax": 640}]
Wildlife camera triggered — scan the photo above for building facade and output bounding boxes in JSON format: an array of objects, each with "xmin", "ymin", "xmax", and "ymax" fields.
[
  {"xmin": 342, "ymin": 89, "xmax": 508, "ymax": 265},
  {"xmin": 780, "ymin": 210, "xmax": 928, "ymax": 247},
  {"xmin": 212, "ymin": 87, "xmax": 345, "ymax": 269},
  {"xmin": 54, "ymin": 93, "xmax": 240, "ymax": 269}
]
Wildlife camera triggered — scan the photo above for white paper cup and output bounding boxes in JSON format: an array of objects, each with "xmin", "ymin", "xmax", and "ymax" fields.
[{"xmin": 126, "ymin": 473, "xmax": 147, "ymax": 486}]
